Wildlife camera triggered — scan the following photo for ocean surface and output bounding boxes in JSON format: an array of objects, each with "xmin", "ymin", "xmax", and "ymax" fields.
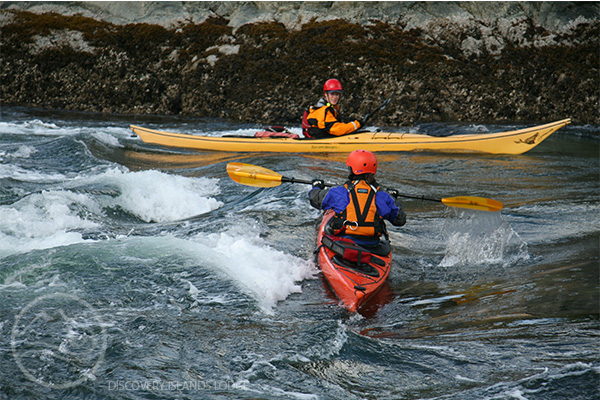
[{"xmin": 0, "ymin": 106, "xmax": 598, "ymax": 400}]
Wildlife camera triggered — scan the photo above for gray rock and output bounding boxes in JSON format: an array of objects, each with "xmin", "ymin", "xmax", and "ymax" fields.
[{"xmin": 1, "ymin": 1, "xmax": 598, "ymax": 124}]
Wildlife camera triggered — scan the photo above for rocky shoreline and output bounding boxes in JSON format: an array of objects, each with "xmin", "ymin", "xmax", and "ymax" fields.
[{"xmin": 1, "ymin": 2, "xmax": 598, "ymax": 125}]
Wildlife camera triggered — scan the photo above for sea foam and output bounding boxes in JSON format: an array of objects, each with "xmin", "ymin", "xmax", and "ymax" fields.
[
  {"xmin": 0, "ymin": 190, "xmax": 100, "ymax": 257},
  {"xmin": 192, "ymin": 231, "xmax": 317, "ymax": 313},
  {"xmin": 0, "ymin": 168, "xmax": 223, "ymax": 257},
  {"xmin": 99, "ymin": 168, "xmax": 223, "ymax": 222}
]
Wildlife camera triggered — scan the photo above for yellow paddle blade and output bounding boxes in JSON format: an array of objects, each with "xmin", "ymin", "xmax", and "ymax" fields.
[
  {"xmin": 226, "ymin": 162, "xmax": 283, "ymax": 188},
  {"xmin": 441, "ymin": 196, "xmax": 503, "ymax": 212}
]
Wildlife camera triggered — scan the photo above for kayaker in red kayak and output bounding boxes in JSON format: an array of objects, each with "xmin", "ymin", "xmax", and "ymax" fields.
[
  {"xmin": 309, "ymin": 150, "xmax": 407, "ymax": 247},
  {"xmin": 302, "ymin": 79, "xmax": 365, "ymax": 138}
]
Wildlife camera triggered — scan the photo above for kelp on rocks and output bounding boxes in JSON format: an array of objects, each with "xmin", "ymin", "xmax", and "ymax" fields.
[{"xmin": 1, "ymin": 10, "xmax": 598, "ymax": 124}]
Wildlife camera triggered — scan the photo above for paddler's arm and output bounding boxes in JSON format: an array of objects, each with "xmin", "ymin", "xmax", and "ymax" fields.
[
  {"xmin": 309, "ymin": 180, "xmax": 328, "ymax": 209},
  {"xmin": 376, "ymin": 191, "xmax": 407, "ymax": 227},
  {"xmin": 309, "ymin": 184, "xmax": 350, "ymax": 212},
  {"xmin": 327, "ymin": 119, "xmax": 362, "ymax": 136},
  {"xmin": 325, "ymin": 106, "xmax": 362, "ymax": 136}
]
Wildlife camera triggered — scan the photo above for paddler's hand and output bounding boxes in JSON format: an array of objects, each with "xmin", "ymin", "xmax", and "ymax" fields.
[
  {"xmin": 386, "ymin": 188, "xmax": 399, "ymax": 199},
  {"xmin": 311, "ymin": 179, "xmax": 325, "ymax": 190},
  {"xmin": 387, "ymin": 188, "xmax": 405, "ymax": 209}
]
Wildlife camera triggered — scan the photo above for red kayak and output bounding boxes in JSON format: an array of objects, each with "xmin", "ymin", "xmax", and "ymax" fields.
[{"xmin": 316, "ymin": 210, "xmax": 392, "ymax": 312}]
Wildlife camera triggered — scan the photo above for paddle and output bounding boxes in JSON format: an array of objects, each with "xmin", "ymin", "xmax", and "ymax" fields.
[
  {"xmin": 226, "ymin": 162, "xmax": 503, "ymax": 212},
  {"xmin": 390, "ymin": 193, "xmax": 503, "ymax": 212},
  {"xmin": 361, "ymin": 93, "xmax": 395, "ymax": 125}
]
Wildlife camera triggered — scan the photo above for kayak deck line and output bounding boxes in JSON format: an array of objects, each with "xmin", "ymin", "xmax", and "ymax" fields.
[{"xmin": 130, "ymin": 118, "xmax": 571, "ymax": 154}]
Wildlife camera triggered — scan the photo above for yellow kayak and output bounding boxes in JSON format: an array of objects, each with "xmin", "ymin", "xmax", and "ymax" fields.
[{"xmin": 130, "ymin": 118, "xmax": 570, "ymax": 155}]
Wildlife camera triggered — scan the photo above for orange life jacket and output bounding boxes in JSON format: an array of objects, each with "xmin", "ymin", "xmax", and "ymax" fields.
[
  {"xmin": 334, "ymin": 180, "xmax": 386, "ymax": 238},
  {"xmin": 304, "ymin": 103, "xmax": 338, "ymax": 138},
  {"xmin": 303, "ymin": 100, "xmax": 359, "ymax": 138}
]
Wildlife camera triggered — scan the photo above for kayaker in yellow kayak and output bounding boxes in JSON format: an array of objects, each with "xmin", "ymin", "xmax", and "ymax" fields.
[
  {"xmin": 309, "ymin": 150, "xmax": 407, "ymax": 247},
  {"xmin": 302, "ymin": 79, "xmax": 365, "ymax": 138}
]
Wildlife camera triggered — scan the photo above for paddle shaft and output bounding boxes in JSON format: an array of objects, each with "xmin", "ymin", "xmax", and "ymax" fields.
[
  {"xmin": 282, "ymin": 176, "xmax": 444, "ymax": 203},
  {"xmin": 363, "ymin": 94, "xmax": 394, "ymax": 123},
  {"xmin": 393, "ymin": 193, "xmax": 443, "ymax": 203},
  {"xmin": 282, "ymin": 176, "xmax": 332, "ymax": 187},
  {"xmin": 283, "ymin": 176, "xmax": 501, "ymax": 210},
  {"xmin": 372, "ymin": 94, "xmax": 394, "ymax": 114}
]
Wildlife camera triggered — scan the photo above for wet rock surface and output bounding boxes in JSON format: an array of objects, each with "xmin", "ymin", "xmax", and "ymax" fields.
[{"xmin": 1, "ymin": 2, "xmax": 598, "ymax": 125}]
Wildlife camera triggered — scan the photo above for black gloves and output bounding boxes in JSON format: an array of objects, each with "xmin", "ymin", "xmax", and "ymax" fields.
[
  {"xmin": 311, "ymin": 179, "xmax": 325, "ymax": 190},
  {"xmin": 386, "ymin": 188, "xmax": 406, "ymax": 226},
  {"xmin": 393, "ymin": 207, "xmax": 407, "ymax": 227}
]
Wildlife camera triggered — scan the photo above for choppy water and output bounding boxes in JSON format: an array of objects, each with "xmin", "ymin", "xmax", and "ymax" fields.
[{"xmin": 0, "ymin": 106, "xmax": 598, "ymax": 400}]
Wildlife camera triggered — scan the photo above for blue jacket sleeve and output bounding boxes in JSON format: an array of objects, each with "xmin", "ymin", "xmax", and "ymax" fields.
[
  {"xmin": 376, "ymin": 191, "xmax": 407, "ymax": 226},
  {"xmin": 321, "ymin": 186, "xmax": 350, "ymax": 213},
  {"xmin": 375, "ymin": 191, "xmax": 400, "ymax": 221}
]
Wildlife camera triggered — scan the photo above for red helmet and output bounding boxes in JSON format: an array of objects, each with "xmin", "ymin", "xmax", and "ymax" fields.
[
  {"xmin": 323, "ymin": 78, "xmax": 342, "ymax": 92},
  {"xmin": 347, "ymin": 150, "xmax": 377, "ymax": 175}
]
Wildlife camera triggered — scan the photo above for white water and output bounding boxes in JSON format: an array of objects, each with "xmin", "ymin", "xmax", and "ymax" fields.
[
  {"xmin": 439, "ymin": 209, "xmax": 530, "ymax": 267},
  {"xmin": 187, "ymin": 229, "xmax": 317, "ymax": 313},
  {"xmin": 1, "ymin": 110, "xmax": 598, "ymax": 400},
  {"xmin": 0, "ymin": 190, "xmax": 101, "ymax": 255},
  {"xmin": 0, "ymin": 167, "xmax": 224, "ymax": 256},
  {"xmin": 98, "ymin": 168, "xmax": 224, "ymax": 222},
  {"xmin": 0, "ymin": 123, "xmax": 314, "ymax": 312}
]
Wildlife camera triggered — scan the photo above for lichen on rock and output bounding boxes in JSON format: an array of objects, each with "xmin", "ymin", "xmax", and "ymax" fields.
[{"xmin": 0, "ymin": 3, "xmax": 598, "ymax": 124}]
